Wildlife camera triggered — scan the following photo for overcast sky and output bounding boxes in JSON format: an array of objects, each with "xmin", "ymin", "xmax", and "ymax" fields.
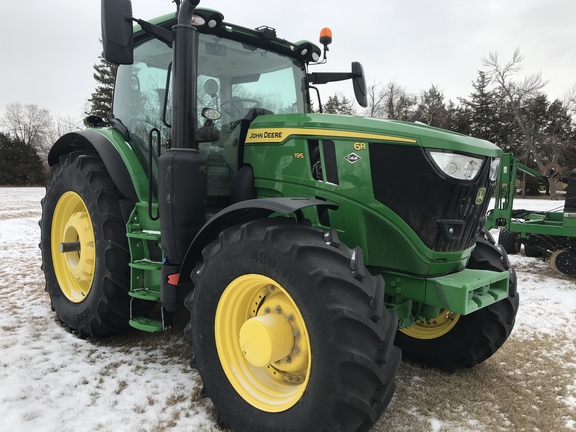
[{"xmin": 1, "ymin": 0, "xmax": 575, "ymax": 120}]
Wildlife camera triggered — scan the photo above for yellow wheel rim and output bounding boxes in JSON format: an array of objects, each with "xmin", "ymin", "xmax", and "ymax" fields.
[
  {"xmin": 51, "ymin": 191, "xmax": 96, "ymax": 303},
  {"xmin": 399, "ymin": 309, "xmax": 461, "ymax": 339},
  {"xmin": 215, "ymin": 274, "xmax": 311, "ymax": 412}
]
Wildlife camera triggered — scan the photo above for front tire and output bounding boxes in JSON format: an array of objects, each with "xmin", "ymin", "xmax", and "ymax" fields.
[
  {"xmin": 395, "ymin": 232, "xmax": 519, "ymax": 370},
  {"xmin": 40, "ymin": 151, "xmax": 132, "ymax": 337},
  {"xmin": 185, "ymin": 218, "xmax": 400, "ymax": 432}
]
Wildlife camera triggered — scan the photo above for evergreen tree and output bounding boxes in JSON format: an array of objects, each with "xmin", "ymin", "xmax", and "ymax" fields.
[
  {"xmin": 545, "ymin": 100, "xmax": 576, "ymax": 173},
  {"xmin": 87, "ymin": 51, "xmax": 117, "ymax": 120},
  {"xmin": 323, "ymin": 95, "xmax": 340, "ymax": 114},
  {"xmin": 414, "ymin": 84, "xmax": 447, "ymax": 127},
  {"xmin": 460, "ymin": 71, "xmax": 496, "ymax": 140},
  {"xmin": 339, "ymin": 96, "xmax": 354, "ymax": 115},
  {"xmin": 384, "ymin": 82, "xmax": 416, "ymax": 121},
  {"xmin": 0, "ymin": 132, "xmax": 46, "ymax": 185},
  {"xmin": 534, "ymin": 97, "xmax": 575, "ymax": 181},
  {"xmin": 491, "ymin": 88, "xmax": 518, "ymax": 151},
  {"xmin": 459, "ymin": 72, "xmax": 517, "ymax": 150},
  {"xmin": 444, "ymin": 101, "xmax": 470, "ymax": 134},
  {"xmin": 324, "ymin": 94, "xmax": 354, "ymax": 115}
]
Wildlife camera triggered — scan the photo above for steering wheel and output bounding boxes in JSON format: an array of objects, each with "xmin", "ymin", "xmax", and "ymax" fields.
[{"xmin": 221, "ymin": 98, "xmax": 260, "ymax": 117}]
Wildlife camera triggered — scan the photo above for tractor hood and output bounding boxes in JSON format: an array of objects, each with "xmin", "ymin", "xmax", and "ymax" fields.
[{"xmin": 247, "ymin": 113, "xmax": 502, "ymax": 158}]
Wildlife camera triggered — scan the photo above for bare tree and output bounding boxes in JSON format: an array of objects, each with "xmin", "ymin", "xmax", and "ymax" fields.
[
  {"xmin": 1, "ymin": 103, "xmax": 54, "ymax": 159},
  {"xmin": 563, "ymin": 83, "xmax": 576, "ymax": 116},
  {"xmin": 366, "ymin": 82, "xmax": 387, "ymax": 118},
  {"xmin": 363, "ymin": 81, "xmax": 416, "ymax": 120},
  {"xmin": 52, "ymin": 115, "xmax": 83, "ymax": 141},
  {"xmin": 483, "ymin": 49, "xmax": 548, "ymax": 196}
]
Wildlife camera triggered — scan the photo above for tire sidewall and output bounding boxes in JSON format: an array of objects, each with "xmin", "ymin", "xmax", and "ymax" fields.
[
  {"xmin": 395, "ymin": 303, "xmax": 507, "ymax": 367},
  {"xmin": 191, "ymin": 224, "xmax": 346, "ymax": 430},
  {"xmin": 395, "ymin": 237, "xmax": 519, "ymax": 370},
  {"xmin": 41, "ymin": 154, "xmax": 127, "ymax": 335}
]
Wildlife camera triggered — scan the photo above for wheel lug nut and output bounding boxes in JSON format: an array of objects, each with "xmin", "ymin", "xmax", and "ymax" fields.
[
  {"xmin": 293, "ymin": 347, "xmax": 300, "ymax": 354},
  {"xmin": 294, "ymin": 331, "xmax": 300, "ymax": 337},
  {"xmin": 287, "ymin": 314, "xmax": 294, "ymax": 321},
  {"xmin": 285, "ymin": 357, "xmax": 292, "ymax": 364},
  {"xmin": 264, "ymin": 307, "xmax": 270, "ymax": 313},
  {"xmin": 275, "ymin": 305, "xmax": 282, "ymax": 313}
]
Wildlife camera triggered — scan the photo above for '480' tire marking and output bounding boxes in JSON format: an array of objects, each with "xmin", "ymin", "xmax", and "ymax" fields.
[{"xmin": 250, "ymin": 251, "xmax": 297, "ymax": 285}]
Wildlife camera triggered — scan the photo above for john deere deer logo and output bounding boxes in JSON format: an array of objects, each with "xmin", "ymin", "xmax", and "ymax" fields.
[{"xmin": 475, "ymin": 188, "xmax": 486, "ymax": 205}]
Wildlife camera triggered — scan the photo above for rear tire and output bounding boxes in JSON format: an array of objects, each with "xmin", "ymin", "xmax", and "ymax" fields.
[
  {"xmin": 498, "ymin": 228, "xmax": 520, "ymax": 254},
  {"xmin": 394, "ymin": 232, "xmax": 519, "ymax": 370},
  {"xmin": 40, "ymin": 151, "xmax": 132, "ymax": 337},
  {"xmin": 185, "ymin": 218, "xmax": 400, "ymax": 431}
]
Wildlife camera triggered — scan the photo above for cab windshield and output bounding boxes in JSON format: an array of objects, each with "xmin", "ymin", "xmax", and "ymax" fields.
[{"xmin": 113, "ymin": 32, "xmax": 308, "ymax": 154}]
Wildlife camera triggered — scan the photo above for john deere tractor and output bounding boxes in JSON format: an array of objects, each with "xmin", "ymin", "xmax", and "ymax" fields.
[{"xmin": 39, "ymin": 1, "xmax": 519, "ymax": 430}]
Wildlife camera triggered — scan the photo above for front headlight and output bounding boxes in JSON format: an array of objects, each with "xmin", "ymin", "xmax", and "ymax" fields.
[
  {"xmin": 429, "ymin": 151, "xmax": 484, "ymax": 181},
  {"xmin": 489, "ymin": 157, "xmax": 501, "ymax": 182}
]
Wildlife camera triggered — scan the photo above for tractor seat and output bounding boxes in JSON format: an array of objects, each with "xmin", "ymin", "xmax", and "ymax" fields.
[
  {"xmin": 222, "ymin": 108, "xmax": 273, "ymax": 175},
  {"xmin": 222, "ymin": 108, "xmax": 273, "ymax": 204}
]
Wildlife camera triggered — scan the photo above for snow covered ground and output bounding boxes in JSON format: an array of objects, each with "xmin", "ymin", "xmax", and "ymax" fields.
[{"xmin": 0, "ymin": 188, "xmax": 574, "ymax": 432}]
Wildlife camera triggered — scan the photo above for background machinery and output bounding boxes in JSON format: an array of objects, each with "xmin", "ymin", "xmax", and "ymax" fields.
[{"xmin": 486, "ymin": 153, "xmax": 576, "ymax": 276}]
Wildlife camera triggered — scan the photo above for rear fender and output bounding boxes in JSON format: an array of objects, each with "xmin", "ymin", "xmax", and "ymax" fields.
[
  {"xmin": 48, "ymin": 129, "xmax": 147, "ymax": 202},
  {"xmin": 178, "ymin": 198, "xmax": 338, "ymax": 284}
]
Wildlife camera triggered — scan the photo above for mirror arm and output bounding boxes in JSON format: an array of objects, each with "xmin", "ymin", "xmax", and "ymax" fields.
[
  {"xmin": 131, "ymin": 17, "xmax": 173, "ymax": 47},
  {"xmin": 307, "ymin": 72, "xmax": 356, "ymax": 85}
]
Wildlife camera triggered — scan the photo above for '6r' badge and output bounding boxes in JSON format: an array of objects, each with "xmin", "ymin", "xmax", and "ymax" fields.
[{"xmin": 345, "ymin": 153, "xmax": 361, "ymax": 164}]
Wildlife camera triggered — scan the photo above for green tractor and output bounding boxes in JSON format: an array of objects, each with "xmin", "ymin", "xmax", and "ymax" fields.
[{"xmin": 39, "ymin": 0, "xmax": 519, "ymax": 430}]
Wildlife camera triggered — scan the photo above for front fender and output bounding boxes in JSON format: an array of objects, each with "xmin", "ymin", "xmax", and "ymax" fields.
[
  {"xmin": 48, "ymin": 129, "xmax": 146, "ymax": 202},
  {"xmin": 178, "ymin": 198, "xmax": 338, "ymax": 284}
]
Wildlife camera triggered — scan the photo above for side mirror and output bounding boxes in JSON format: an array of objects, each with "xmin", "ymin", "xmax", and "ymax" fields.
[
  {"xmin": 101, "ymin": 0, "xmax": 134, "ymax": 65},
  {"xmin": 352, "ymin": 62, "xmax": 367, "ymax": 108}
]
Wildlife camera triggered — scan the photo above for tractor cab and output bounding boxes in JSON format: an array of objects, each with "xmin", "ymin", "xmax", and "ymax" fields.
[
  {"xmin": 112, "ymin": 15, "xmax": 307, "ymax": 208},
  {"xmin": 110, "ymin": 9, "xmax": 364, "ymax": 217}
]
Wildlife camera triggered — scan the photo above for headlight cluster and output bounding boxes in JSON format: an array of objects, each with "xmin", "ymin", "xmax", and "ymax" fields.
[{"xmin": 429, "ymin": 151, "xmax": 484, "ymax": 181}]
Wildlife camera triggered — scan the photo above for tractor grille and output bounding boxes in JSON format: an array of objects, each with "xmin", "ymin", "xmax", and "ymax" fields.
[{"xmin": 369, "ymin": 144, "xmax": 494, "ymax": 252}]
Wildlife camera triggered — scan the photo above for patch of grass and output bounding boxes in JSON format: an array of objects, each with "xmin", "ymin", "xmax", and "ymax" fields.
[
  {"xmin": 100, "ymin": 360, "xmax": 125, "ymax": 377},
  {"xmin": 377, "ymin": 333, "xmax": 576, "ymax": 431},
  {"xmin": 115, "ymin": 380, "xmax": 128, "ymax": 395},
  {"xmin": 166, "ymin": 391, "xmax": 188, "ymax": 406}
]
